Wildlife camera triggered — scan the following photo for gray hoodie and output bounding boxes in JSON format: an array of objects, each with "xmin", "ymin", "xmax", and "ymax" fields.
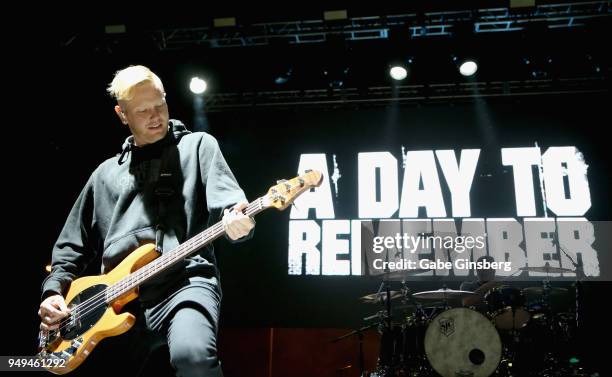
[{"xmin": 42, "ymin": 120, "xmax": 249, "ymax": 324}]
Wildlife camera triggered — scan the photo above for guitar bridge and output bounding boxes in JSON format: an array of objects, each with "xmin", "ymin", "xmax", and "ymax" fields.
[{"xmin": 38, "ymin": 336, "xmax": 84, "ymax": 363}]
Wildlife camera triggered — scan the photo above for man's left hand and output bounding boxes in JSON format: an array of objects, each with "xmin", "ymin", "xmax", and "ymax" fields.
[{"xmin": 223, "ymin": 201, "xmax": 255, "ymax": 240}]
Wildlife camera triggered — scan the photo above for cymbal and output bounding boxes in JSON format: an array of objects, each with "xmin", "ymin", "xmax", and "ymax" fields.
[
  {"xmin": 519, "ymin": 265, "xmax": 574, "ymax": 274},
  {"xmin": 523, "ymin": 287, "xmax": 569, "ymax": 296},
  {"xmin": 360, "ymin": 290, "xmax": 403, "ymax": 303},
  {"xmin": 412, "ymin": 288, "xmax": 478, "ymax": 300},
  {"xmin": 377, "ymin": 268, "xmax": 432, "ymax": 280}
]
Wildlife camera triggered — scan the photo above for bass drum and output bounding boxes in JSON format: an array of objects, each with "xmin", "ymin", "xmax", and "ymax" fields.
[{"xmin": 424, "ymin": 308, "xmax": 502, "ymax": 377}]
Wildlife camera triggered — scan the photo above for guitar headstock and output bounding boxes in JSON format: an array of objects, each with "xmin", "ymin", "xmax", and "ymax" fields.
[{"xmin": 263, "ymin": 170, "xmax": 323, "ymax": 210}]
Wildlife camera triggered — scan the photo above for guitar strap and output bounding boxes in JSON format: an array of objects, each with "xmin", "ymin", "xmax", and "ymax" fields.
[{"xmin": 154, "ymin": 144, "xmax": 175, "ymax": 253}]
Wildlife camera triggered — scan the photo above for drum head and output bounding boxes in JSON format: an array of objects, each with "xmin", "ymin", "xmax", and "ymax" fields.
[{"xmin": 425, "ymin": 308, "xmax": 501, "ymax": 377}]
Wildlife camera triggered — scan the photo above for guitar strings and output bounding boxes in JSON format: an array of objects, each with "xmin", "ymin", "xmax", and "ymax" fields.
[
  {"xmin": 48, "ymin": 219, "xmax": 229, "ymax": 336},
  {"xmin": 64, "ymin": 198, "xmax": 262, "ymax": 316},
  {"xmin": 45, "ymin": 200, "xmax": 264, "ymax": 338}
]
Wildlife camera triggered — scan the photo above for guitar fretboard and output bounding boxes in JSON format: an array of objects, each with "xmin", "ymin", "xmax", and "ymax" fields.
[{"xmin": 105, "ymin": 197, "xmax": 265, "ymax": 302}]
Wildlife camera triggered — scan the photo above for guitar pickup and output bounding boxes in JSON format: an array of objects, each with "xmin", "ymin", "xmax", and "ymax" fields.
[{"xmin": 64, "ymin": 308, "xmax": 81, "ymax": 333}]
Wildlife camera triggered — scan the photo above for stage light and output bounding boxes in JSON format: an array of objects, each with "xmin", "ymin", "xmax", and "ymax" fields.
[
  {"xmin": 213, "ymin": 17, "xmax": 236, "ymax": 28},
  {"xmin": 45, "ymin": 264, "xmax": 51, "ymax": 273},
  {"xmin": 189, "ymin": 77, "xmax": 207, "ymax": 94},
  {"xmin": 323, "ymin": 10, "xmax": 348, "ymax": 21},
  {"xmin": 324, "ymin": 67, "xmax": 350, "ymax": 88},
  {"xmin": 105, "ymin": 24, "xmax": 126, "ymax": 34},
  {"xmin": 451, "ymin": 54, "xmax": 478, "ymax": 77},
  {"xmin": 459, "ymin": 60, "xmax": 478, "ymax": 76},
  {"xmin": 275, "ymin": 68, "xmax": 293, "ymax": 85},
  {"xmin": 390, "ymin": 66, "xmax": 408, "ymax": 81}
]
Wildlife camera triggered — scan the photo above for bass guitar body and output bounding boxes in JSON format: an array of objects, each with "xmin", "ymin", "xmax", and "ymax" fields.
[{"xmin": 38, "ymin": 244, "xmax": 159, "ymax": 374}]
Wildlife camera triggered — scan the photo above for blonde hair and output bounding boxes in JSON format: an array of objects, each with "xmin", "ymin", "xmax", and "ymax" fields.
[{"xmin": 107, "ymin": 65, "xmax": 165, "ymax": 101}]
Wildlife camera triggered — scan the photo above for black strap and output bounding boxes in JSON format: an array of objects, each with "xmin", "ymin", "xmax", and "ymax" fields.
[{"xmin": 154, "ymin": 146, "xmax": 175, "ymax": 253}]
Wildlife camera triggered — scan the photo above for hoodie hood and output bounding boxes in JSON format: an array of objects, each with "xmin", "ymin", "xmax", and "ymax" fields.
[{"xmin": 118, "ymin": 119, "xmax": 191, "ymax": 165}]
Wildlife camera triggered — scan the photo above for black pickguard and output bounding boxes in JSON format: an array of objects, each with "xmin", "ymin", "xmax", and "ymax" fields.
[{"xmin": 61, "ymin": 284, "xmax": 108, "ymax": 340}]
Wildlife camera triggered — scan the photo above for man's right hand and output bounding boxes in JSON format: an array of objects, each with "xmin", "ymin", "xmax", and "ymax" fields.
[{"xmin": 39, "ymin": 294, "xmax": 70, "ymax": 332}]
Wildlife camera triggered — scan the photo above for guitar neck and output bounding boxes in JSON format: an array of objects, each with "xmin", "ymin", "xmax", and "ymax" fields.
[{"xmin": 105, "ymin": 197, "xmax": 266, "ymax": 302}]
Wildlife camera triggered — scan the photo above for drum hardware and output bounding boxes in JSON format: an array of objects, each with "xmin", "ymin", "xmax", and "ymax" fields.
[
  {"xmin": 359, "ymin": 249, "xmax": 588, "ymax": 377},
  {"xmin": 376, "ymin": 268, "xmax": 433, "ymax": 281},
  {"xmin": 553, "ymin": 235, "xmax": 586, "ymax": 330},
  {"xmin": 360, "ymin": 291, "xmax": 404, "ymax": 304},
  {"xmin": 363, "ymin": 311, "xmax": 387, "ymax": 322},
  {"xmin": 332, "ymin": 322, "xmax": 379, "ymax": 377},
  {"xmin": 518, "ymin": 263, "xmax": 574, "ymax": 274},
  {"xmin": 411, "ymin": 288, "xmax": 478, "ymax": 301},
  {"xmin": 412, "ymin": 287, "xmax": 477, "ymax": 311},
  {"xmin": 522, "ymin": 286, "xmax": 568, "ymax": 296},
  {"xmin": 362, "ymin": 282, "xmax": 584, "ymax": 377},
  {"xmin": 485, "ymin": 286, "xmax": 531, "ymax": 331}
]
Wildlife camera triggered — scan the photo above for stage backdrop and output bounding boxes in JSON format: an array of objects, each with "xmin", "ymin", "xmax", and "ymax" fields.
[
  {"xmin": 33, "ymin": 88, "xmax": 609, "ymax": 330},
  {"xmin": 195, "ymin": 93, "xmax": 609, "ymax": 327}
]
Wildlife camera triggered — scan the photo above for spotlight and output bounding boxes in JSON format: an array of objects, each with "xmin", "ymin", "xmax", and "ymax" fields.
[
  {"xmin": 390, "ymin": 66, "xmax": 408, "ymax": 81},
  {"xmin": 189, "ymin": 77, "xmax": 207, "ymax": 94},
  {"xmin": 459, "ymin": 60, "xmax": 478, "ymax": 77}
]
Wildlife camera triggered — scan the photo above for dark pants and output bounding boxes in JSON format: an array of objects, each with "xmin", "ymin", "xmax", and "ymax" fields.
[
  {"xmin": 73, "ymin": 299, "xmax": 223, "ymax": 377},
  {"xmin": 165, "ymin": 304, "xmax": 223, "ymax": 377}
]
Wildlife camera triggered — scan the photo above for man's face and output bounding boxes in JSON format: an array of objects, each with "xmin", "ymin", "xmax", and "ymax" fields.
[{"xmin": 118, "ymin": 83, "xmax": 169, "ymax": 146}]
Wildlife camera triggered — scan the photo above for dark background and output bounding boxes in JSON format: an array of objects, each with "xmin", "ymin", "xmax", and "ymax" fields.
[{"xmin": 5, "ymin": 1, "xmax": 610, "ymax": 376}]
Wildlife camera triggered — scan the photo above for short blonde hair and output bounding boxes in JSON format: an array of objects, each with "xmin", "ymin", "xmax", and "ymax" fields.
[{"xmin": 107, "ymin": 65, "xmax": 165, "ymax": 101}]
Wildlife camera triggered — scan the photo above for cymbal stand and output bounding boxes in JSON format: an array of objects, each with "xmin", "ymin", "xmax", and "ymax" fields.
[{"xmin": 555, "ymin": 238, "xmax": 585, "ymax": 329}]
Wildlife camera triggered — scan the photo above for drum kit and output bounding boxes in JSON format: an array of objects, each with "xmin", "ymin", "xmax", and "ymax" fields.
[{"xmin": 356, "ymin": 265, "xmax": 586, "ymax": 377}]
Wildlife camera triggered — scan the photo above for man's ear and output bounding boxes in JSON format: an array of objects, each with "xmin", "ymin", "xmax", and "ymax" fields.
[{"xmin": 114, "ymin": 105, "xmax": 128, "ymax": 125}]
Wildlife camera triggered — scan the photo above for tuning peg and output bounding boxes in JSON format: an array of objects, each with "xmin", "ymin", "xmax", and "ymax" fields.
[
  {"xmin": 276, "ymin": 179, "xmax": 287, "ymax": 184},
  {"xmin": 298, "ymin": 178, "xmax": 305, "ymax": 187},
  {"xmin": 272, "ymin": 193, "xmax": 286, "ymax": 206}
]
